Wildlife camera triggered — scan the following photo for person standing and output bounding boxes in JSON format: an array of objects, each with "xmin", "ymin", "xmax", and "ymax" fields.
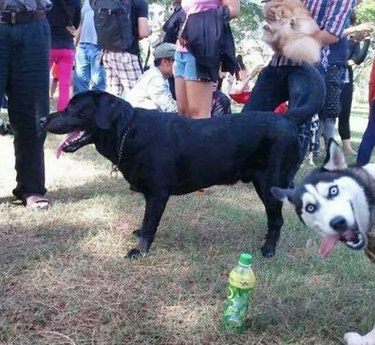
[
  {"xmin": 174, "ymin": 0, "xmax": 240, "ymax": 119},
  {"xmin": 162, "ymin": 0, "xmax": 183, "ymax": 44},
  {"xmin": 242, "ymin": 0, "xmax": 355, "ymax": 167},
  {"xmin": 0, "ymin": 0, "xmax": 51, "ymax": 208},
  {"xmin": 357, "ymin": 57, "xmax": 375, "ymax": 166},
  {"xmin": 73, "ymin": 0, "xmax": 106, "ymax": 94},
  {"xmin": 94, "ymin": 0, "xmax": 151, "ymax": 97},
  {"xmin": 339, "ymin": 24, "xmax": 371, "ymax": 154},
  {"xmin": 316, "ymin": 36, "xmax": 349, "ymax": 149},
  {"xmin": 47, "ymin": 0, "xmax": 81, "ymax": 111}
]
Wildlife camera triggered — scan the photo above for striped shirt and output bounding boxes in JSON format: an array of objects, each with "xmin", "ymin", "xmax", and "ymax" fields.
[{"xmin": 270, "ymin": 0, "xmax": 356, "ymax": 67}]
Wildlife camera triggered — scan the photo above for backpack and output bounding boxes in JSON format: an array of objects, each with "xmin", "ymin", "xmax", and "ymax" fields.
[{"xmin": 90, "ymin": 0, "xmax": 134, "ymax": 52}]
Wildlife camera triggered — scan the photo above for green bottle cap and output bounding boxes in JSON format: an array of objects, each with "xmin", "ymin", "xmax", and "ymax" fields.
[{"xmin": 239, "ymin": 253, "xmax": 253, "ymax": 266}]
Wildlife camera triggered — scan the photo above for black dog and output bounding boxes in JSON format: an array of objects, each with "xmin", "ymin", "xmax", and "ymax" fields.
[{"xmin": 41, "ymin": 63, "xmax": 324, "ymax": 259}]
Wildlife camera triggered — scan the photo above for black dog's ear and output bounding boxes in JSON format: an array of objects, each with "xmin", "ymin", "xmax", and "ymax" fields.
[
  {"xmin": 323, "ymin": 138, "xmax": 347, "ymax": 171},
  {"xmin": 92, "ymin": 92, "xmax": 134, "ymax": 130},
  {"xmin": 271, "ymin": 186, "xmax": 295, "ymax": 204}
]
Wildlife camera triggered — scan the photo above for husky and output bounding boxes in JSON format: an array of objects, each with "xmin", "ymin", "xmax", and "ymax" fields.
[
  {"xmin": 271, "ymin": 139, "xmax": 375, "ymax": 345},
  {"xmin": 271, "ymin": 139, "xmax": 375, "ymax": 263}
]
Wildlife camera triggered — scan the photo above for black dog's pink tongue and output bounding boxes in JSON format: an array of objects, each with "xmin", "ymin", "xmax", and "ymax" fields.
[
  {"xmin": 319, "ymin": 235, "xmax": 339, "ymax": 258},
  {"xmin": 56, "ymin": 130, "xmax": 81, "ymax": 158}
]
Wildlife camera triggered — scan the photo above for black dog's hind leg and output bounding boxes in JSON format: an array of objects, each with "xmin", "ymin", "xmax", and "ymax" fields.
[
  {"xmin": 252, "ymin": 171, "xmax": 284, "ymax": 258},
  {"xmin": 127, "ymin": 191, "xmax": 170, "ymax": 259}
]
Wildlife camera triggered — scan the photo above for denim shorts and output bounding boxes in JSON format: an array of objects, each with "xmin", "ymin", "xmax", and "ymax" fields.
[{"xmin": 174, "ymin": 51, "xmax": 202, "ymax": 81}]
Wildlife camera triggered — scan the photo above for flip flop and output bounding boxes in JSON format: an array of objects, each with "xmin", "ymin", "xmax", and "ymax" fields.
[{"xmin": 23, "ymin": 195, "xmax": 49, "ymax": 210}]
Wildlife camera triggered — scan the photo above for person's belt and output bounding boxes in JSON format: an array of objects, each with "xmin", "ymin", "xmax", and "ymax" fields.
[{"xmin": 0, "ymin": 10, "xmax": 46, "ymax": 24}]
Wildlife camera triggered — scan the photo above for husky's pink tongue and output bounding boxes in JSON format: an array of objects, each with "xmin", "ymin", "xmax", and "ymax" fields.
[
  {"xmin": 56, "ymin": 130, "xmax": 81, "ymax": 158},
  {"xmin": 319, "ymin": 235, "xmax": 339, "ymax": 257}
]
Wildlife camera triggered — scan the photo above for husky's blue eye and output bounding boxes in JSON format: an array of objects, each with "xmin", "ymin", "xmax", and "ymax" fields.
[
  {"xmin": 328, "ymin": 186, "xmax": 339, "ymax": 198},
  {"xmin": 306, "ymin": 203, "xmax": 316, "ymax": 213}
]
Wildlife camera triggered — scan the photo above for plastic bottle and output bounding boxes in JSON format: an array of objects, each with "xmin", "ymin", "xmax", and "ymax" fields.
[{"xmin": 222, "ymin": 252, "xmax": 256, "ymax": 333}]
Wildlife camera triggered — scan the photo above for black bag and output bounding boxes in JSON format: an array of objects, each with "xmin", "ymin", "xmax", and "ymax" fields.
[{"xmin": 90, "ymin": 0, "xmax": 134, "ymax": 52}]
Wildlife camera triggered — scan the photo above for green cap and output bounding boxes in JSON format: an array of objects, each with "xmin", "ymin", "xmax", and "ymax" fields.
[{"xmin": 238, "ymin": 253, "xmax": 253, "ymax": 266}]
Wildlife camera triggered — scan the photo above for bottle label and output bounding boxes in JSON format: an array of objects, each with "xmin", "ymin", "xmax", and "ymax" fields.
[{"xmin": 228, "ymin": 270, "xmax": 255, "ymax": 289}]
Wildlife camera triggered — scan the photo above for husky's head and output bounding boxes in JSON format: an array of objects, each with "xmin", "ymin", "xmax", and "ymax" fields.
[{"xmin": 272, "ymin": 139, "xmax": 375, "ymax": 258}]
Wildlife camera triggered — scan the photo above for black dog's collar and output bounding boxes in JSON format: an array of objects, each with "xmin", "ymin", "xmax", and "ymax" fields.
[{"xmin": 111, "ymin": 114, "xmax": 135, "ymax": 177}]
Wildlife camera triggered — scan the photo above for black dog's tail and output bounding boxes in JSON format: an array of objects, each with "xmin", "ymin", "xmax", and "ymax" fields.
[{"xmin": 283, "ymin": 62, "xmax": 325, "ymax": 127}]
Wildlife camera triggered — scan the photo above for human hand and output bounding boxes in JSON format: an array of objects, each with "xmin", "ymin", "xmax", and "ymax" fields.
[
  {"xmin": 178, "ymin": 36, "xmax": 188, "ymax": 47},
  {"xmin": 66, "ymin": 25, "xmax": 76, "ymax": 36},
  {"xmin": 352, "ymin": 31, "xmax": 370, "ymax": 42},
  {"xmin": 357, "ymin": 22, "xmax": 374, "ymax": 32},
  {"xmin": 253, "ymin": 64, "xmax": 264, "ymax": 73}
]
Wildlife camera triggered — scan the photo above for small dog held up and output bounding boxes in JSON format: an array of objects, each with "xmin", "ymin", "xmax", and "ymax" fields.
[{"xmin": 261, "ymin": 0, "xmax": 321, "ymax": 64}]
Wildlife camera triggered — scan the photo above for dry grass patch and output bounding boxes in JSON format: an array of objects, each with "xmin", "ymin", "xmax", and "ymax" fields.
[{"xmin": 0, "ymin": 106, "xmax": 375, "ymax": 344}]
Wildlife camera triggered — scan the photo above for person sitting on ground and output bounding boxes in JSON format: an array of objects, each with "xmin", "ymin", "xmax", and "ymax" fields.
[
  {"xmin": 211, "ymin": 79, "xmax": 231, "ymax": 117},
  {"xmin": 126, "ymin": 43, "xmax": 177, "ymax": 112}
]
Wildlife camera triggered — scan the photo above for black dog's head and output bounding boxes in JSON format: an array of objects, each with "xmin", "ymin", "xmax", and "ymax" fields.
[{"xmin": 41, "ymin": 90, "xmax": 134, "ymax": 154}]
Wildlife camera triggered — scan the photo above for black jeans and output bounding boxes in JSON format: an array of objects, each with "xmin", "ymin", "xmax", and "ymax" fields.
[
  {"xmin": 241, "ymin": 64, "xmax": 321, "ymax": 163},
  {"xmin": 0, "ymin": 20, "xmax": 50, "ymax": 197},
  {"xmin": 338, "ymin": 66, "xmax": 354, "ymax": 140}
]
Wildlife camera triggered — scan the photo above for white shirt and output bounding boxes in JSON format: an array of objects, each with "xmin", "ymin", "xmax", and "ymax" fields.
[
  {"xmin": 79, "ymin": 0, "xmax": 98, "ymax": 45},
  {"xmin": 126, "ymin": 66, "xmax": 177, "ymax": 112}
]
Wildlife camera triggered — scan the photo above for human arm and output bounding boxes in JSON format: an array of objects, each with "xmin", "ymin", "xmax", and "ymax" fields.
[
  {"xmin": 223, "ymin": 0, "xmax": 240, "ymax": 19},
  {"xmin": 148, "ymin": 76, "xmax": 177, "ymax": 112},
  {"xmin": 350, "ymin": 38, "xmax": 370, "ymax": 65},
  {"xmin": 310, "ymin": 29, "xmax": 339, "ymax": 45},
  {"xmin": 231, "ymin": 65, "xmax": 263, "ymax": 94},
  {"xmin": 343, "ymin": 22, "xmax": 375, "ymax": 37},
  {"xmin": 73, "ymin": 2, "xmax": 81, "ymax": 29},
  {"xmin": 311, "ymin": 0, "xmax": 354, "ymax": 45},
  {"xmin": 138, "ymin": 17, "xmax": 151, "ymax": 39},
  {"xmin": 135, "ymin": 0, "xmax": 151, "ymax": 39},
  {"xmin": 369, "ymin": 58, "xmax": 375, "ymax": 104},
  {"xmin": 74, "ymin": 19, "xmax": 82, "ymax": 46}
]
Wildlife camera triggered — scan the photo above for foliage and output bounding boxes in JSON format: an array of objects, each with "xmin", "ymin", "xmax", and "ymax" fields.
[
  {"xmin": 230, "ymin": 0, "xmax": 263, "ymax": 41},
  {"xmin": 356, "ymin": 0, "xmax": 375, "ymax": 24}
]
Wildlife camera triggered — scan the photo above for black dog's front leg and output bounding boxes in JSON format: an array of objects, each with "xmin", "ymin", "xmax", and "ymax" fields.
[{"xmin": 127, "ymin": 192, "xmax": 170, "ymax": 259}]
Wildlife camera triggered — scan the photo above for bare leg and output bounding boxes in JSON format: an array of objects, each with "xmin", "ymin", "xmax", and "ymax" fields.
[
  {"xmin": 186, "ymin": 80, "xmax": 213, "ymax": 119},
  {"xmin": 175, "ymin": 77, "xmax": 190, "ymax": 117}
]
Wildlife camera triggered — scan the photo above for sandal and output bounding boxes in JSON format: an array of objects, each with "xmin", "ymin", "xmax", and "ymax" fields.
[{"xmin": 23, "ymin": 195, "xmax": 49, "ymax": 210}]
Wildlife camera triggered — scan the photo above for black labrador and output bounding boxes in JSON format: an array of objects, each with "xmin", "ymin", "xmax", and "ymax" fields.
[{"xmin": 41, "ymin": 63, "xmax": 324, "ymax": 259}]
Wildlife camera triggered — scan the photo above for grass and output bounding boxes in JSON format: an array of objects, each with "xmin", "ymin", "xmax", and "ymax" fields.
[{"xmin": 0, "ymin": 102, "xmax": 375, "ymax": 345}]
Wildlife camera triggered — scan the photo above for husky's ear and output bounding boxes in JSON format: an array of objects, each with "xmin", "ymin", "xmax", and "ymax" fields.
[
  {"xmin": 363, "ymin": 163, "xmax": 375, "ymax": 180},
  {"xmin": 323, "ymin": 138, "xmax": 348, "ymax": 171},
  {"xmin": 271, "ymin": 186, "xmax": 295, "ymax": 204}
]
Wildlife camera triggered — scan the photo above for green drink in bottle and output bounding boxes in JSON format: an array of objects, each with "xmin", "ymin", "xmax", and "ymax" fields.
[{"xmin": 222, "ymin": 252, "xmax": 256, "ymax": 333}]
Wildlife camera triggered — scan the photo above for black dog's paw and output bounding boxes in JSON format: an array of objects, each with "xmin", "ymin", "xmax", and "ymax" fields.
[
  {"xmin": 127, "ymin": 248, "xmax": 143, "ymax": 260},
  {"xmin": 261, "ymin": 236, "xmax": 278, "ymax": 258},
  {"xmin": 132, "ymin": 229, "xmax": 142, "ymax": 238},
  {"xmin": 261, "ymin": 244, "xmax": 276, "ymax": 258}
]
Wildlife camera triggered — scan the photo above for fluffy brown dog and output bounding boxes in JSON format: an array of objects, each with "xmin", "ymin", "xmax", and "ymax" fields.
[{"xmin": 261, "ymin": 0, "xmax": 321, "ymax": 64}]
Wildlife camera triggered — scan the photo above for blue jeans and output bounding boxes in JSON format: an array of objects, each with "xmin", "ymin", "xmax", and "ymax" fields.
[
  {"xmin": 242, "ymin": 64, "xmax": 322, "ymax": 164},
  {"xmin": 174, "ymin": 51, "xmax": 210, "ymax": 81},
  {"xmin": 73, "ymin": 42, "xmax": 106, "ymax": 94},
  {"xmin": 357, "ymin": 102, "xmax": 375, "ymax": 166},
  {"xmin": 0, "ymin": 20, "xmax": 50, "ymax": 198}
]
